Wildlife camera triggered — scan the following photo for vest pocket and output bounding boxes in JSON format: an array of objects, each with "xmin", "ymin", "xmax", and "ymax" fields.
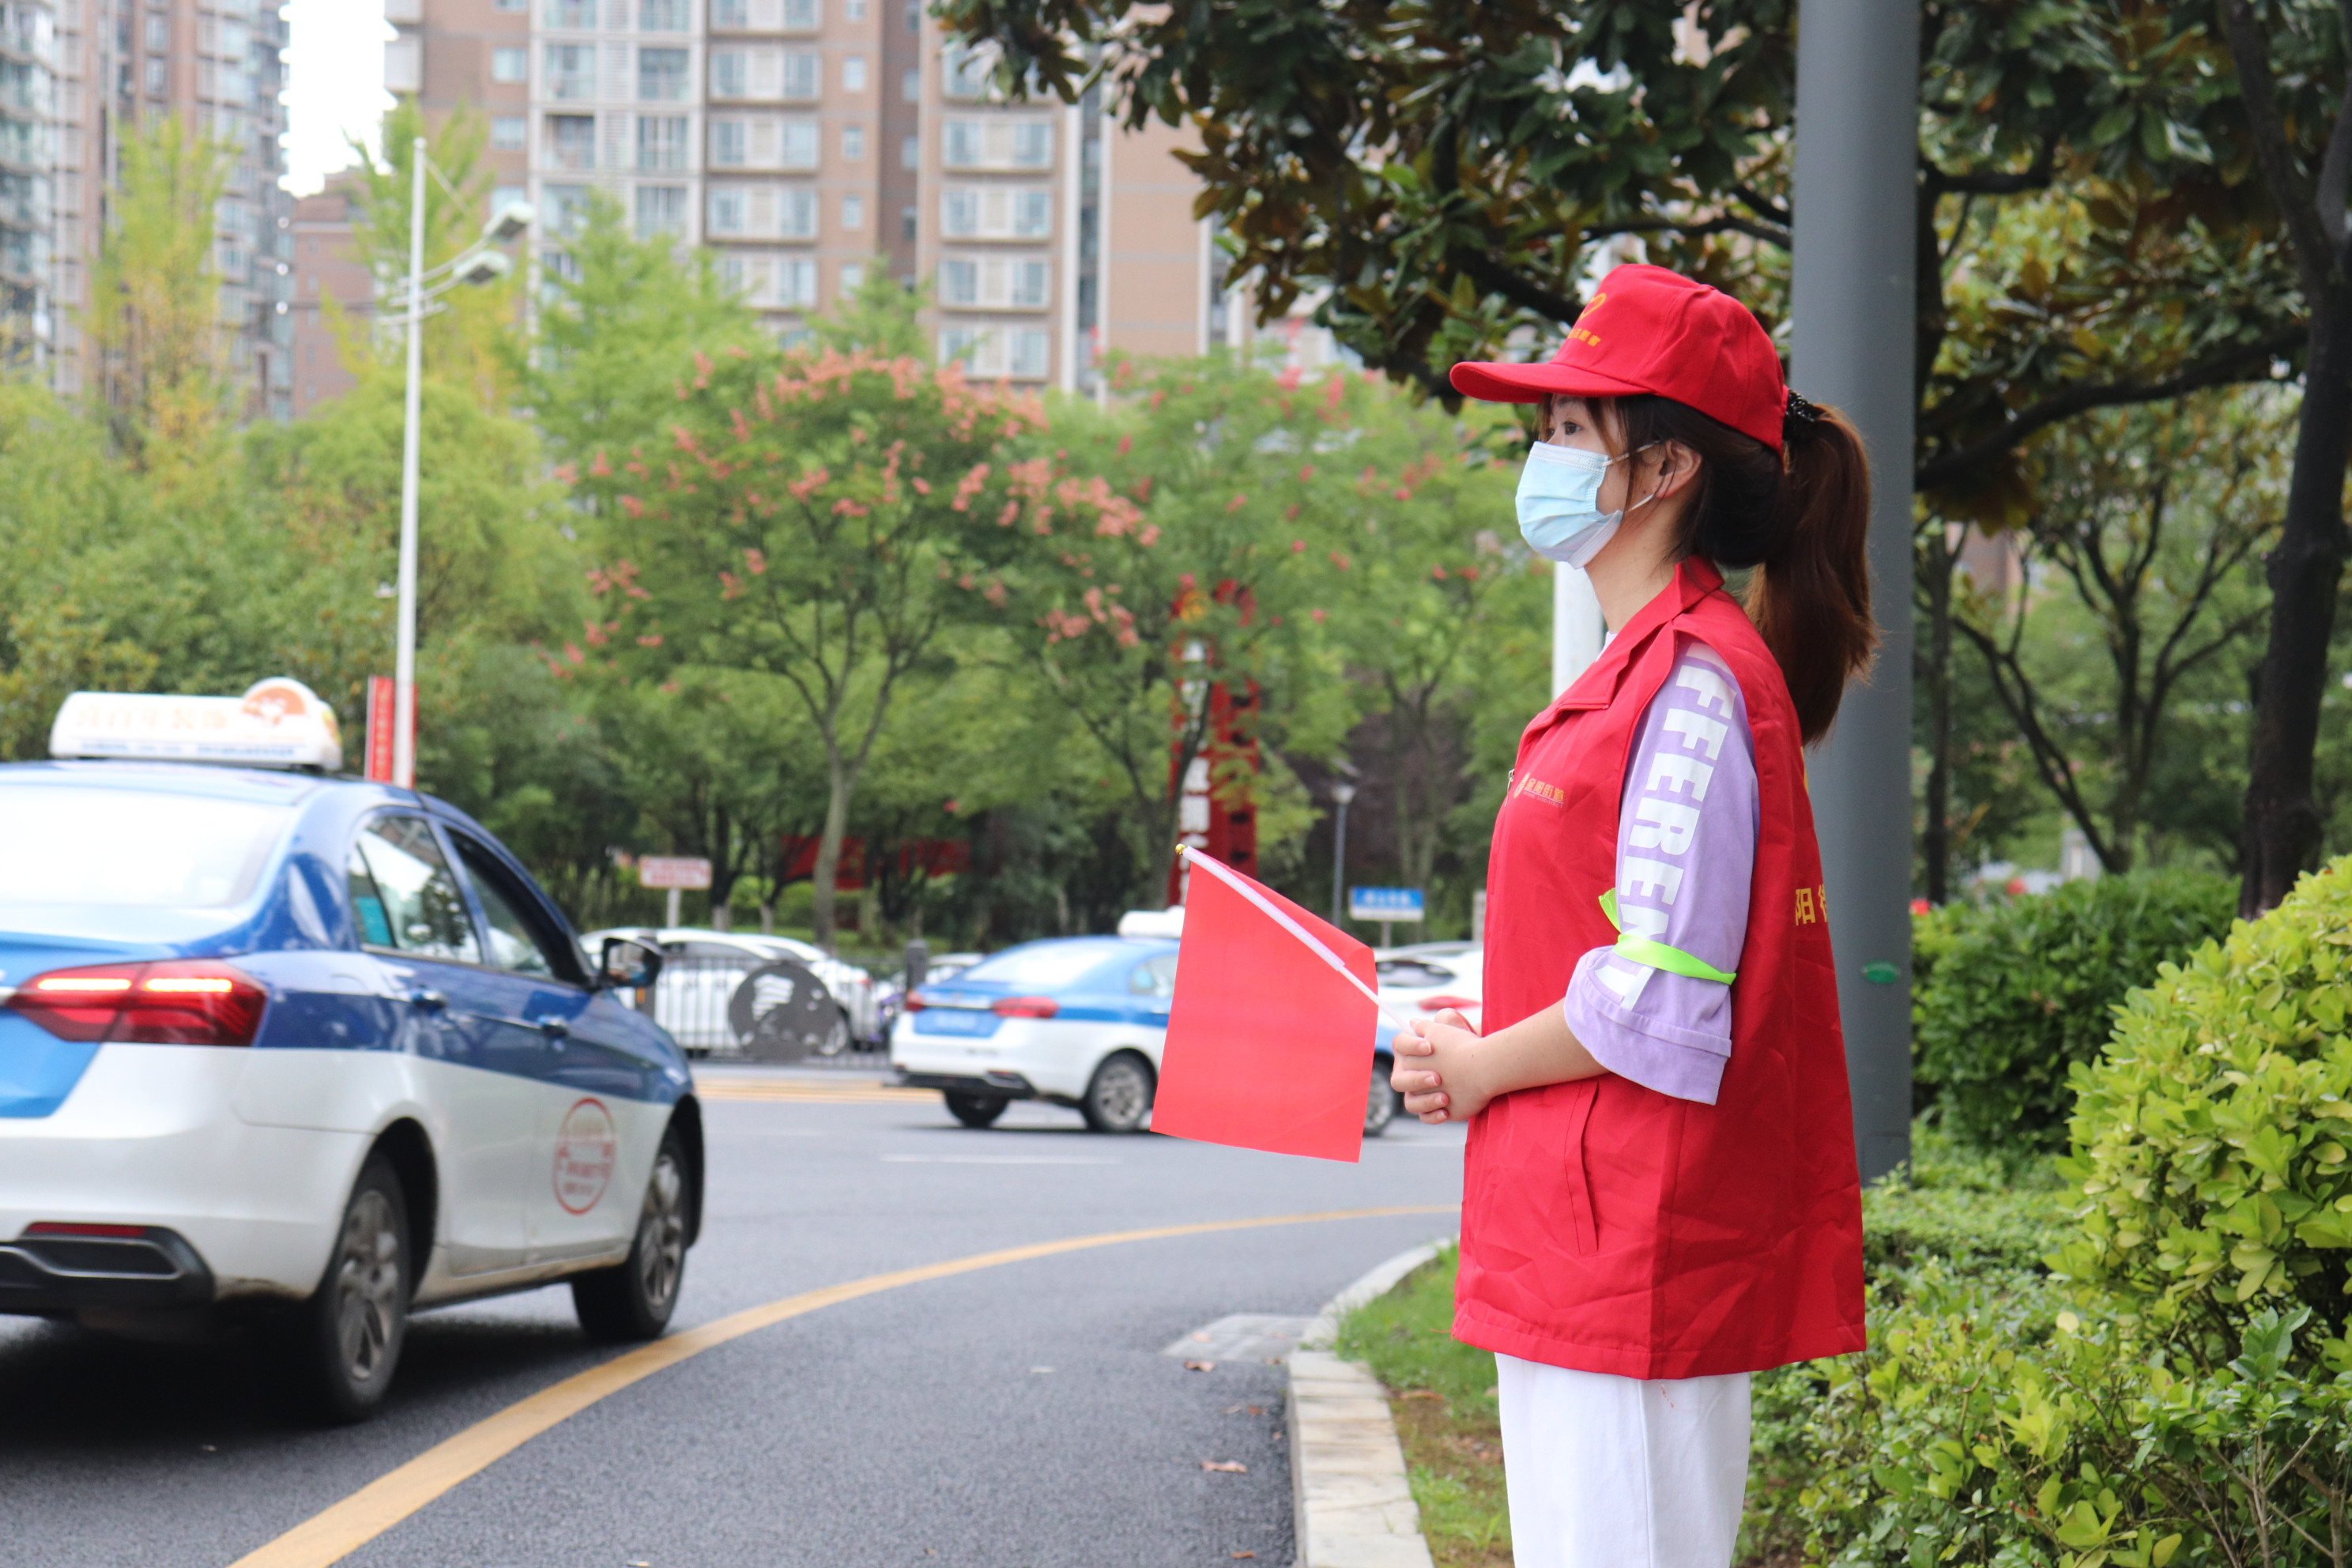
[{"xmin": 1562, "ymin": 1080, "xmax": 1600, "ymax": 1255}]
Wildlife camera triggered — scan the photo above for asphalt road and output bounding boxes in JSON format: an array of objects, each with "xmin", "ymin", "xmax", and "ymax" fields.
[{"xmin": 0, "ymin": 1067, "xmax": 1465, "ymax": 1568}]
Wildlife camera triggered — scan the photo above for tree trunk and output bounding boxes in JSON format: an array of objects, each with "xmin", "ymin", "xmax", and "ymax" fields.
[
  {"xmin": 810, "ymin": 753, "xmax": 852, "ymax": 949},
  {"xmin": 1920, "ymin": 527, "xmax": 1956, "ymax": 903},
  {"xmin": 2241, "ymin": 287, "xmax": 2352, "ymax": 916}
]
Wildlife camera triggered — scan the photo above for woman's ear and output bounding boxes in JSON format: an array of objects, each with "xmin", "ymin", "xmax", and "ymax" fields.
[{"xmin": 1651, "ymin": 439, "xmax": 1702, "ymax": 501}]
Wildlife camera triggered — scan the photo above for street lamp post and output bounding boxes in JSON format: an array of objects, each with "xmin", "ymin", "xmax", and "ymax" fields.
[
  {"xmin": 392, "ymin": 138, "xmax": 426, "ymax": 790},
  {"xmin": 1329, "ymin": 780, "xmax": 1357, "ymax": 928},
  {"xmin": 382, "ymin": 141, "xmax": 530, "ymax": 790}
]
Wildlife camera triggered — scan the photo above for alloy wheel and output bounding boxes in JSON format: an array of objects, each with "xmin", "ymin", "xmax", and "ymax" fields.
[
  {"xmin": 635, "ymin": 1152, "xmax": 688, "ymax": 1313},
  {"xmin": 333, "ymin": 1189, "xmax": 402, "ymax": 1387}
]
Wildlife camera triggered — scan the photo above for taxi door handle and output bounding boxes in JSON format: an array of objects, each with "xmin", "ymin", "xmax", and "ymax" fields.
[
  {"xmin": 534, "ymin": 1016, "xmax": 571, "ymax": 1046},
  {"xmin": 407, "ymin": 989, "xmax": 447, "ymax": 1012}
]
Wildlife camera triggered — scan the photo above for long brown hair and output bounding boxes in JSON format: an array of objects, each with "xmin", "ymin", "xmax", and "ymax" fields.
[{"xmin": 1604, "ymin": 394, "xmax": 1876, "ymax": 743}]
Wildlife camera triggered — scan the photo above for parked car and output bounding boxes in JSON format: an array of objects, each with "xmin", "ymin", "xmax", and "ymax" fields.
[
  {"xmin": 891, "ymin": 935, "xmax": 1403, "ymax": 1136},
  {"xmin": 580, "ymin": 927, "xmax": 880, "ymax": 1054},
  {"xmin": 874, "ymin": 952, "xmax": 982, "ymax": 1040},
  {"xmin": 0, "ymin": 685, "xmax": 702, "ymax": 1423},
  {"xmin": 1373, "ymin": 947, "xmax": 1483, "ymax": 1118}
]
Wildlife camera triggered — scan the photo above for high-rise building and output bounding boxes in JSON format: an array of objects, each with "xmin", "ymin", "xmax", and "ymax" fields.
[
  {"xmin": 47, "ymin": 0, "xmax": 292, "ymax": 416},
  {"xmin": 0, "ymin": 0, "xmax": 56, "ymax": 375},
  {"xmin": 288, "ymin": 169, "xmax": 371, "ymax": 416},
  {"xmin": 379, "ymin": 0, "xmax": 1321, "ymax": 396}
]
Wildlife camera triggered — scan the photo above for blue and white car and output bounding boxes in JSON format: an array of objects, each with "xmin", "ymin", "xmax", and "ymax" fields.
[
  {"xmin": 0, "ymin": 681, "xmax": 703, "ymax": 1422},
  {"xmin": 891, "ymin": 933, "xmax": 1401, "ymax": 1136}
]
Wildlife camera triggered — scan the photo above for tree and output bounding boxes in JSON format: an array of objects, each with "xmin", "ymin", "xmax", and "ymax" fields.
[
  {"xmin": 944, "ymin": 0, "xmax": 2312, "ymax": 903},
  {"xmin": 519, "ymin": 194, "xmax": 756, "ymax": 470},
  {"xmin": 1951, "ymin": 393, "xmax": 2285, "ymax": 874},
  {"xmin": 576, "ymin": 340, "xmax": 1073, "ymax": 945},
  {"xmin": 2213, "ymin": 0, "xmax": 2352, "ymax": 915},
  {"xmin": 81, "ymin": 115, "xmax": 235, "ymax": 467}
]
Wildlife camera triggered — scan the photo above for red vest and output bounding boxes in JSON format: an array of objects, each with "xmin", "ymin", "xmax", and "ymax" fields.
[{"xmin": 1456, "ymin": 560, "xmax": 1865, "ymax": 1380}]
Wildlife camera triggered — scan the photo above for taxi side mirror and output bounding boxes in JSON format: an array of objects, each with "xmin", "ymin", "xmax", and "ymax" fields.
[{"xmin": 600, "ymin": 937, "xmax": 663, "ymax": 991}]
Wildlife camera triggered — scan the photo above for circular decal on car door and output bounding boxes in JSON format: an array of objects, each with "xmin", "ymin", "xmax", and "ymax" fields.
[{"xmin": 553, "ymin": 1098, "xmax": 619, "ymax": 1215}]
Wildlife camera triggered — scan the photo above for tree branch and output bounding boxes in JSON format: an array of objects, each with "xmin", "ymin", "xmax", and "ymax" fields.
[
  {"xmin": 1730, "ymin": 182, "xmax": 1790, "ymax": 226},
  {"xmin": 1914, "ymin": 326, "xmax": 2301, "ymax": 489},
  {"xmin": 1586, "ymin": 213, "xmax": 1792, "ymax": 249},
  {"xmin": 1454, "ymin": 253, "xmax": 1582, "ymax": 324},
  {"xmin": 2219, "ymin": 0, "xmax": 2336, "ymax": 292}
]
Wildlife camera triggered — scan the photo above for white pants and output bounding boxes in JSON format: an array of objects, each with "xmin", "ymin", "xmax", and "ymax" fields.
[{"xmin": 1494, "ymin": 1353, "xmax": 1751, "ymax": 1568}]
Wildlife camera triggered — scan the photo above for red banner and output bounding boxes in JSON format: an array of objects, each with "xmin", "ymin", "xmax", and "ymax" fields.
[
  {"xmin": 364, "ymin": 677, "xmax": 397, "ymax": 782},
  {"xmin": 776, "ymin": 835, "xmax": 972, "ymax": 890}
]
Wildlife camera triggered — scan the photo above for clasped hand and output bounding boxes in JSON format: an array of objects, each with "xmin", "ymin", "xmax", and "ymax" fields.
[{"xmin": 1388, "ymin": 1008, "xmax": 1489, "ymax": 1124}]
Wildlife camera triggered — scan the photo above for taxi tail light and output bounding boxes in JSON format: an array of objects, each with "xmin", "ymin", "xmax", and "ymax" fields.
[
  {"xmin": 6, "ymin": 960, "xmax": 266, "ymax": 1046},
  {"xmin": 1419, "ymin": 994, "xmax": 1479, "ymax": 1013},
  {"xmin": 991, "ymin": 995, "xmax": 1059, "ymax": 1020},
  {"xmin": 903, "ymin": 993, "xmax": 928, "ymax": 1012}
]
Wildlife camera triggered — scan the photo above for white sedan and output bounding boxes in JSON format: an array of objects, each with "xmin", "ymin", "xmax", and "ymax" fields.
[{"xmin": 582, "ymin": 927, "xmax": 880, "ymax": 1055}]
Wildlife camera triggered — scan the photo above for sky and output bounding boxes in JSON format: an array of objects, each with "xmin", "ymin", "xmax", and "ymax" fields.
[{"xmin": 281, "ymin": 0, "xmax": 394, "ymax": 196}]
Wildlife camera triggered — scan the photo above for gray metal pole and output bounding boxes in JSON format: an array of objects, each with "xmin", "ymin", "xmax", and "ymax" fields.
[
  {"xmin": 1789, "ymin": 0, "xmax": 1919, "ymax": 1184},
  {"xmin": 393, "ymin": 136, "xmax": 427, "ymax": 791},
  {"xmin": 1329, "ymin": 785, "xmax": 1355, "ymax": 927}
]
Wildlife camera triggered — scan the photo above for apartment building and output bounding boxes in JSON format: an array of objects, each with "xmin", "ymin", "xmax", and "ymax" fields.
[
  {"xmin": 0, "ymin": 0, "xmax": 55, "ymax": 373},
  {"xmin": 44, "ymin": 0, "xmax": 292, "ymax": 415},
  {"xmin": 288, "ymin": 170, "xmax": 371, "ymax": 416},
  {"xmin": 383, "ymin": 0, "xmax": 1322, "ymax": 394}
]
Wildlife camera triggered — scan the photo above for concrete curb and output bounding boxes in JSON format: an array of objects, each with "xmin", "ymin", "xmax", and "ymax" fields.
[{"xmin": 1287, "ymin": 1241, "xmax": 1450, "ymax": 1568}]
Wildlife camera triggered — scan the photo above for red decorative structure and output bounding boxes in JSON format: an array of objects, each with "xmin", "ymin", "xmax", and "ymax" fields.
[
  {"xmin": 777, "ymin": 835, "xmax": 971, "ymax": 891},
  {"xmin": 1167, "ymin": 581, "xmax": 1261, "ymax": 907}
]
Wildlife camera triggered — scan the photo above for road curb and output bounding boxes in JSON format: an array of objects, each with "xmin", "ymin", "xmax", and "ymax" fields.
[{"xmin": 1288, "ymin": 1241, "xmax": 1448, "ymax": 1568}]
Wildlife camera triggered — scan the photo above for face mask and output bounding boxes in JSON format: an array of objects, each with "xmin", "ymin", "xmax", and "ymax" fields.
[{"xmin": 1514, "ymin": 440, "xmax": 1662, "ymax": 567}]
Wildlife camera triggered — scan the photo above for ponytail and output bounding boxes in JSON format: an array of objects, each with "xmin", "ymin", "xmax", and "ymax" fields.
[{"xmin": 1603, "ymin": 393, "xmax": 1877, "ymax": 744}]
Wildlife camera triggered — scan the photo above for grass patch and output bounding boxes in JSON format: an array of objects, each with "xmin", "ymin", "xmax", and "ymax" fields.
[{"xmin": 1334, "ymin": 1246, "xmax": 1510, "ymax": 1568}]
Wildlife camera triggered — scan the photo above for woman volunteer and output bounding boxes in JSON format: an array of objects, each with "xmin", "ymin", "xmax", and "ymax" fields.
[{"xmin": 1389, "ymin": 264, "xmax": 1873, "ymax": 1568}]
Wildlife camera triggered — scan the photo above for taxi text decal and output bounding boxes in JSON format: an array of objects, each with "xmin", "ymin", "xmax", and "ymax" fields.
[{"xmin": 554, "ymin": 1098, "xmax": 620, "ymax": 1215}]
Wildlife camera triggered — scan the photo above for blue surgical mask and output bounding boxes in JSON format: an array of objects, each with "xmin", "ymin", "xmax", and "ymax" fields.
[{"xmin": 1514, "ymin": 441, "xmax": 1660, "ymax": 567}]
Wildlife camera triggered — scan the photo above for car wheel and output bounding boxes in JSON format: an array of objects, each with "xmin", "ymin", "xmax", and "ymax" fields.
[
  {"xmin": 1364, "ymin": 1065, "xmax": 1399, "ymax": 1137},
  {"xmin": 813, "ymin": 1009, "xmax": 852, "ymax": 1057},
  {"xmin": 944, "ymin": 1091, "xmax": 1008, "ymax": 1129},
  {"xmin": 1081, "ymin": 1051, "xmax": 1155, "ymax": 1134},
  {"xmin": 572, "ymin": 1127, "xmax": 691, "ymax": 1343},
  {"xmin": 289, "ymin": 1152, "xmax": 409, "ymax": 1424}
]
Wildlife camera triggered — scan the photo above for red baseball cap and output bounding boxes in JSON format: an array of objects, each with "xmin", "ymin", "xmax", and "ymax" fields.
[{"xmin": 1449, "ymin": 264, "xmax": 1788, "ymax": 451}]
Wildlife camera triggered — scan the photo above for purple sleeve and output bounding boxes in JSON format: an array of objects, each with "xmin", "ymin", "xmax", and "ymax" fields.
[{"xmin": 1561, "ymin": 637, "xmax": 1758, "ymax": 1105}]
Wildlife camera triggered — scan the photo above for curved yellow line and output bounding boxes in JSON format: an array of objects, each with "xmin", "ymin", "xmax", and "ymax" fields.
[{"xmin": 228, "ymin": 1203, "xmax": 1455, "ymax": 1568}]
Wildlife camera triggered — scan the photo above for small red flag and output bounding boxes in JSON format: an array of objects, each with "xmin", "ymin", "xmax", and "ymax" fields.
[{"xmin": 1153, "ymin": 850, "xmax": 1385, "ymax": 1163}]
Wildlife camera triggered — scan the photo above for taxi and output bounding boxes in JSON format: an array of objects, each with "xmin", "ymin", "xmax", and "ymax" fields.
[{"xmin": 0, "ymin": 680, "xmax": 702, "ymax": 1422}]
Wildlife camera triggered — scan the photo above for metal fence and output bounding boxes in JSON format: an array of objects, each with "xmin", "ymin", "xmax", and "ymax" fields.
[{"xmin": 639, "ymin": 953, "xmax": 887, "ymax": 1067}]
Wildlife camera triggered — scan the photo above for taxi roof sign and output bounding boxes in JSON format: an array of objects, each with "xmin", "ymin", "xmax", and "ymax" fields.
[{"xmin": 51, "ymin": 677, "xmax": 345, "ymax": 770}]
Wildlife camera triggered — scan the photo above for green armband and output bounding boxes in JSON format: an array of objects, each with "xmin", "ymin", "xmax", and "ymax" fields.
[{"xmin": 1599, "ymin": 888, "xmax": 1736, "ymax": 986}]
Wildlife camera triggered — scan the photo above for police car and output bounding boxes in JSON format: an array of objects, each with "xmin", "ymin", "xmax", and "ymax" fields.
[{"xmin": 0, "ymin": 680, "xmax": 702, "ymax": 1421}]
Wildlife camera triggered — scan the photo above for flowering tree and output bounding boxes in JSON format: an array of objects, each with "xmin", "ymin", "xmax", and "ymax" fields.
[{"xmin": 573, "ymin": 345, "xmax": 1082, "ymax": 944}]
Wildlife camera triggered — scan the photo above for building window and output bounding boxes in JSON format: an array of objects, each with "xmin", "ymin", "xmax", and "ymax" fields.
[
  {"xmin": 491, "ymin": 115, "xmax": 526, "ymax": 151},
  {"xmin": 723, "ymin": 254, "xmax": 818, "ymax": 310},
  {"xmin": 900, "ymin": 205, "xmax": 915, "ymax": 242},
  {"xmin": 840, "ymin": 261, "xmax": 865, "ymax": 293},
  {"xmin": 548, "ymin": 114, "xmax": 597, "ymax": 169},
  {"xmin": 903, "ymin": 0, "xmax": 918, "ymax": 31},
  {"xmin": 637, "ymin": 115, "xmax": 688, "ymax": 170},
  {"xmin": 635, "ymin": 184, "xmax": 688, "ymax": 237},
  {"xmin": 778, "ymin": 119, "xmax": 818, "ymax": 166},
  {"xmin": 710, "ymin": 0, "xmax": 746, "ymax": 24},
  {"xmin": 710, "ymin": 119, "xmax": 746, "ymax": 168},
  {"xmin": 900, "ymin": 133, "xmax": 918, "ymax": 170},
  {"xmin": 939, "ymin": 185, "xmax": 1052, "ymax": 240},
  {"xmin": 144, "ymin": 57, "xmax": 166, "ymax": 94},
  {"xmin": 779, "ymin": 51, "xmax": 818, "ymax": 99},
  {"xmin": 900, "ymin": 66, "xmax": 918, "ymax": 102},
  {"xmin": 639, "ymin": 47, "xmax": 689, "ymax": 100},
  {"xmin": 941, "ymin": 43, "xmax": 991, "ymax": 100},
  {"xmin": 144, "ymin": 13, "xmax": 166, "ymax": 47},
  {"xmin": 710, "ymin": 49, "xmax": 745, "ymax": 97},
  {"xmin": 937, "ymin": 255, "xmax": 1049, "ymax": 309},
  {"xmin": 492, "ymin": 185, "xmax": 528, "ymax": 220},
  {"xmin": 1012, "ymin": 121, "xmax": 1050, "ymax": 168},
  {"xmin": 537, "ymin": 43, "xmax": 583, "ymax": 94},
  {"xmin": 842, "ymin": 193, "xmax": 863, "ymax": 229},
  {"xmin": 781, "ymin": 0, "xmax": 818, "ymax": 26},
  {"xmin": 707, "ymin": 185, "xmax": 745, "ymax": 235},
  {"xmin": 495, "ymin": 0, "xmax": 526, "ymax": 10},
  {"xmin": 943, "ymin": 118, "xmax": 1053, "ymax": 171},
  {"xmin": 544, "ymin": 184, "xmax": 594, "ymax": 237},
  {"xmin": 842, "ymin": 55, "xmax": 866, "ymax": 92},
  {"xmin": 545, "ymin": 0, "xmax": 594, "ymax": 25},
  {"xmin": 842, "ymin": 123, "xmax": 864, "ymax": 160},
  {"xmin": 845, "ymin": 0, "xmax": 866, "ymax": 16},
  {"xmin": 639, "ymin": 0, "xmax": 688, "ymax": 28},
  {"xmin": 943, "ymin": 120, "xmax": 975, "ymax": 168},
  {"xmin": 938, "ymin": 258, "xmax": 974, "ymax": 307}
]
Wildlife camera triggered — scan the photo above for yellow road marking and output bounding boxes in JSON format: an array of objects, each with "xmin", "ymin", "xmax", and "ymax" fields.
[{"xmin": 228, "ymin": 1204, "xmax": 1454, "ymax": 1568}]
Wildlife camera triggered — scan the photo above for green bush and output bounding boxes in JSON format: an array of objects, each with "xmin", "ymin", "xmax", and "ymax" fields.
[
  {"xmin": 1913, "ymin": 869, "xmax": 2235, "ymax": 1156},
  {"xmin": 2056, "ymin": 859, "xmax": 2352, "ymax": 1370}
]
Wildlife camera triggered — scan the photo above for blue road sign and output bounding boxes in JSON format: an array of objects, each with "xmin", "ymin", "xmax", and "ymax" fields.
[{"xmin": 1348, "ymin": 886, "xmax": 1425, "ymax": 923}]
